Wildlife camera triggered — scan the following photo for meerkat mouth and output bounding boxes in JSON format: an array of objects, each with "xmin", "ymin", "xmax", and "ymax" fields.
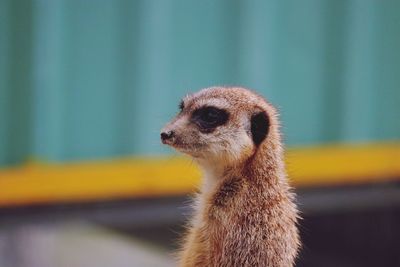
[{"xmin": 164, "ymin": 139, "xmax": 205, "ymax": 158}]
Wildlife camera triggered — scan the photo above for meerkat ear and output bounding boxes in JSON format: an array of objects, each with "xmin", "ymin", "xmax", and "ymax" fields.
[{"xmin": 251, "ymin": 111, "xmax": 270, "ymax": 146}]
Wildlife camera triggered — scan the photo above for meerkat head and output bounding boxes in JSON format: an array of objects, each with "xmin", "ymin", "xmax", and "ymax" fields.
[{"xmin": 161, "ymin": 86, "xmax": 278, "ymax": 170}]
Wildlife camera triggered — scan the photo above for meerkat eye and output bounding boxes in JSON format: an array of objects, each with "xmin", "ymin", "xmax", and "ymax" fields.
[
  {"xmin": 191, "ymin": 106, "xmax": 229, "ymax": 131},
  {"xmin": 201, "ymin": 108, "xmax": 219, "ymax": 122}
]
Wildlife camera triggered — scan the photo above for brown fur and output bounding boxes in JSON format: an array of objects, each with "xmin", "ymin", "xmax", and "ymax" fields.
[{"xmin": 161, "ymin": 87, "xmax": 300, "ymax": 267}]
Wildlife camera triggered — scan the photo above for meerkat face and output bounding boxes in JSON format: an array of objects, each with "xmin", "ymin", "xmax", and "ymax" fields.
[{"xmin": 161, "ymin": 87, "xmax": 272, "ymax": 167}]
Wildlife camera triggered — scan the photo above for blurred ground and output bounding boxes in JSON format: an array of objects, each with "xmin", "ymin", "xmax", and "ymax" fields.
[{"xmin": 0, "ymin": 222, "xmax": 174, "ymax": 267}]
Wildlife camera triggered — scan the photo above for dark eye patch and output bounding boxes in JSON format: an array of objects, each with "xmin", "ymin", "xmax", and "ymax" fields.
[{"xmin": 191, "ymin": 106, "xmax": 229, "ymax": 132}]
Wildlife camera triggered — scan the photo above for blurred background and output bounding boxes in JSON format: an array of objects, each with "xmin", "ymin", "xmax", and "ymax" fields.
[{"xmin": 0, "ymin": 0, "xmax": 400, "ymax": 266}]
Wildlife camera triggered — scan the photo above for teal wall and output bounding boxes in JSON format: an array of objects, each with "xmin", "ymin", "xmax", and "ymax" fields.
[{"xmin": 1, "ymin": 0, "xmax": 400, "ymax": 166}]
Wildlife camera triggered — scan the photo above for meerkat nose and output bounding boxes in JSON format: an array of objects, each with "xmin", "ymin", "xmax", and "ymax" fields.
[{"xmin": 160, "ymin": 130, "xmax": 175, "ymax": 143}]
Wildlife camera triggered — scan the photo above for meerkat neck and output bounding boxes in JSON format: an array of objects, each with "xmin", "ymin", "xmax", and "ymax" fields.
[
  {"xmin": 198, "ymin": 153, "xmax": 281, "ymax": 194},
  {"xmin": 246, "ymin": 138, "xmax": 288, "ymax": 191},
  {"xmin": 197, "ymin": 161, "xmax": 225, "ymax": 195}
]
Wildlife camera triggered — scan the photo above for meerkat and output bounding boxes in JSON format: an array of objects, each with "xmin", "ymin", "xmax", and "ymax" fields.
[{"xmin": 161, "ymin": 86, "xmax": 300, "ymax": 267}]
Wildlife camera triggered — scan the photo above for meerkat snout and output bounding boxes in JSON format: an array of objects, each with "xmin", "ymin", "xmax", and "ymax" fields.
[{"xmin": 160, "ymin": 130, "xmax": 174, "ymax": 144}]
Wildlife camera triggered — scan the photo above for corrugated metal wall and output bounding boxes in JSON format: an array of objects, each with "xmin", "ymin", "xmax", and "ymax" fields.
[{"xmin": 1, "ymin": 0, "xmax": 399, "ymax": 166}]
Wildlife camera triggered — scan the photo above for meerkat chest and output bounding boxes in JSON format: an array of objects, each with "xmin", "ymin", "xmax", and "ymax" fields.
[{"xmin": 202, "ymin": 176, "xmax": 245, "ymax": 226}]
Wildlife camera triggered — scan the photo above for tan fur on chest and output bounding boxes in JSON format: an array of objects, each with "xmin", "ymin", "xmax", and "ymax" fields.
[{"xmin": 180, "ymin": 174, "xmax": 298, "ymax": 267}]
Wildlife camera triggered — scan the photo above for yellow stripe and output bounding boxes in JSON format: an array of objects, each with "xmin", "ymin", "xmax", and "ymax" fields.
[
  {"xmin": 0, "ymin": 143, "xmax": 399, "ymax": 207},
  {"xmin": 286, "ymin": 142, "xmax": 400, "ymax": 185}
]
